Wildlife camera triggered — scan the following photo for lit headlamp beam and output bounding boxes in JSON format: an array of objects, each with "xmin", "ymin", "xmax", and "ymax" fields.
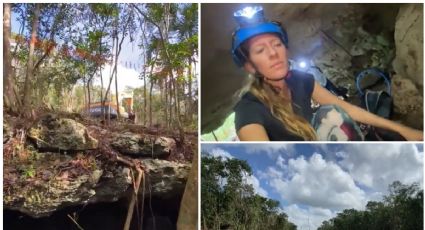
[
  {"xmin": 299, "ymin": 61, "xmax": 307, "ymax": 69},
  {"xmin": 234, "ymin": 6, "xmax": 263, "ymax": 19}
]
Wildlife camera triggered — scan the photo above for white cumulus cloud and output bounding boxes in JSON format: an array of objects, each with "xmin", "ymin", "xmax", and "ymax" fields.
[
  {"xmin": 277, "ymin": 155, "xmax": 286, "ymax": 168},
  {"xmin": 265, "ymin": 153, "xmax": 367, "ymax": 210},
  {"xmin": 242, "ymin": 143, "xmax": 295, "ymax": 156},
  {"xmin": 336, "ymin": 144, "xmax": 423, "ymax": 192},
  {"xmin": 208, "ymin": 148, "xmax": 234, "ymax": 159}
]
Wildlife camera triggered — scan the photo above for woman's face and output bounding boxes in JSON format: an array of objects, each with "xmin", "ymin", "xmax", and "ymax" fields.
[{"xmin": 244, "ymin": 33, "xmax": 289, "ymax": 80}]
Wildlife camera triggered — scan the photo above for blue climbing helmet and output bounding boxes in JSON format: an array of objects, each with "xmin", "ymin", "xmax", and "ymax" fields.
[{"xmin": 231, "ymin": 6, "xmax": 289, "ymax": 67}]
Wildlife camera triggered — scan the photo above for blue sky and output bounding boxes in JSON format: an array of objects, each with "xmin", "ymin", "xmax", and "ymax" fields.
[{"xmin": 201, "ymin": 143, "xmax": 424, "ymax": 230}]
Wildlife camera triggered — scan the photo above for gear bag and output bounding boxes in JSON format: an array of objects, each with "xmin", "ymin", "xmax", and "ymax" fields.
[{"xmin": 355, "ymin": 68, "xmax": 405, "ymax": 141}]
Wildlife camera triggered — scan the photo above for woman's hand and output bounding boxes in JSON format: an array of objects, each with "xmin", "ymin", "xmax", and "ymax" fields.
[{"xmin": 398, "ymin": 127, "xmax": 423, "ymax": 141}]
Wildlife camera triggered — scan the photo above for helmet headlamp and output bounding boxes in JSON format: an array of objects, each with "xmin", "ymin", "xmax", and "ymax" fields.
[
  {"xmin": 231, "ymin": 5, "xmax": 289, "ymax": 67},
  {"xmin": 233, "ymin": 6, "xmax": 266, "ymax": 27}
]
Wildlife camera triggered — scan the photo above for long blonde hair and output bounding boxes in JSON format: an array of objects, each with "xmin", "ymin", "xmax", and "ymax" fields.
[{"xmin": 249, "ymin": 75, "xmax": 317, "ymax": 140}]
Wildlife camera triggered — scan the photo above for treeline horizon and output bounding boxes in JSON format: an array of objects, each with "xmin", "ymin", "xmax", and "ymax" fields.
[{"xmin": 318, "ymin": 181, "xmax": 423, "ymax": 230}]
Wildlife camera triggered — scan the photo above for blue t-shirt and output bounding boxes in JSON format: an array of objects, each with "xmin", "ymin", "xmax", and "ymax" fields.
[{"xmin": 234, "ymin": 70, "xmax": 315, "ymax": 141}]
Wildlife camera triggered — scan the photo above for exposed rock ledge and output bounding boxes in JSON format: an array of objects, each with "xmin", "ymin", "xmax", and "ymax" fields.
[{"xmin": 3, "ymin": 114, "xmax": 193, "ymax": 218}]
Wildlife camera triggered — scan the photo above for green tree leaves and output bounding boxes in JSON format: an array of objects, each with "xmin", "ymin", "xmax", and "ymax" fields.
[
  {"xmin": 318, "ymin": 181, "xmax": 423, "ymax": 230},
  {"xmin": 201, "ymin": 154, "xmax": 297, "ymax": 230}
]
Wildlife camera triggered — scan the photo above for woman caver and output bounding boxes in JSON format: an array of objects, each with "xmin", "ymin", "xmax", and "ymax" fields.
[{"xmin": 231, "ymin": 6, "xmax": 423, "ymax": 141}]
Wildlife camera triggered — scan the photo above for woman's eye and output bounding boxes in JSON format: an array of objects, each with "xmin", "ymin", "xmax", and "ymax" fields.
[
  {"xmin": 254, "ymin": 48, "xmax": 264, "ymax": 54},
  {"xmin": 273, "ymin": 42, "xmax": 282, "ymax": 47}
]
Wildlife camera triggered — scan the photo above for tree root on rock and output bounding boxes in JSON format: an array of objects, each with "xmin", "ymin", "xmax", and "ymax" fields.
[{"xmin": 116, "ymin": 155, "xmax": 146, "ymax": 230}]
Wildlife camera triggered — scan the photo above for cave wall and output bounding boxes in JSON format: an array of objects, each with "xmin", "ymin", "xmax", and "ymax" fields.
[
  {"xmin": 392, "ymin": 4, "xmax": 424, "ymax": 128},
  {"xmin": 393, "ymin": 4, "xmax": 423, "ymax": 88}
]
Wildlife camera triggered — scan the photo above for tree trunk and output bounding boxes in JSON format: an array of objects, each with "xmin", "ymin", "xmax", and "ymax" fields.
[
  {"xmin": 168, "ymin": 71, "xmax": 183, "ymax": 138},
  {"xmin": 103, "ymin": 16, "xmax": 129, "ymax": 119},
  {"xmin": 140, "ymin": 21, "xmax": 148, "ymax": 126},
  {"xmin": 103, "ymin": 34, "xmax": 118, "ymax": 122},
  {"xmin": 170, "ymin": 76, "xmax": 175, "ymax": 128},
  {"xmin": 143, "ymin": 70, "xmax": 147, "ymax": 126},
  {"xmin": 100, "ymin": 67, "xmax": 103, "ymax": 106},
  {"xmin": 171, "ymin": 76, "xmax": 176, "ymax": 126},
  {"xmin": 146, "ymin": 53, "xmax": 158, "ymax": 127},
  {"xmin": 187, "ymin": 58, "xmax": 193, "ymax": 122},
  {"xmin": 113, "ymin": 20, "xmax": 121, "ymax": 119},
  {"xmin": 133, "ymin": 4, "xmax": 174, "ymax": 128},
  {"xmin": 158, "ymin": 79, "xmax": 163, "ymax": 126},
  {"xmin": 172, "ymin": 76, "xmax": 177, "ymax": 128},
  {"xmin": 149, "ymin": 80, "xmax": 153, "ymax": 127},
  {"xmin": 22, "ymin": 3, "xmax": 41, "ymax": 116},
  {"xmin": 83, "ymin": 77, "xmax": 87, "ymax": 113},
  {"xmin": 99, "ymin": 36, "xmax": 103, "ymax": 109},
  {"xmin": 87, "ymin": 77, "xmax": 91, "ymax": 116},
  {"xmin": 103, "ymin": 33, "xmax": 115, "ymax": 121},
  {"xmin": 3, "ymin": 3, "xmax": 19, "ymax": 113},
  {"xmin": 174, "ymin": 77, "xmax": 181, "ymax": 127},
  {"xmin": 115, "ymin": 56, "xmax": 120, "ymax": 119},
  {"xmin": 165, "ymin": 76, "xmax": 169, "ymax": 128}
]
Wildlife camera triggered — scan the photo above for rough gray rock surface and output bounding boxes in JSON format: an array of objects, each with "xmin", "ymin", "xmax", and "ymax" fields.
[
  {"xmin": 4, "ymin": 151, "xmax": 190, "ymax": 218},
  {"xmin": 4, "ymin": 116, "xmax": 192, "ymax": 218},
  {"xmin": 111, "ymin": 132, "xmax": 176, "ymax": 158},
  {"xmin": 393, "ymin": 4, "xmax": 423, "ymax": 88},
  {"xmin": 391, "ymin": 74, "xmax": 423, "ymax": 129},
  {"xmin": 28, "ymin": 114, "xmax": 98, "ymax": 151},
  {"xmin": 142, "ymin": 159, "xmax": 190, "ymax": 197},
  {"xmin": 4, "ymin": 152, "xmax": 103, "ymax": 217}
]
